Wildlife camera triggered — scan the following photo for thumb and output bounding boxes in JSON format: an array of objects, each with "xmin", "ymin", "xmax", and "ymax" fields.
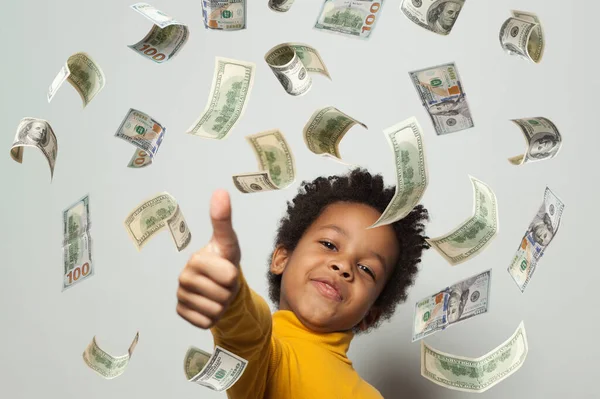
[{"xmin": 208, "ymin": 189, "xmax": 240, "ymax": 264}]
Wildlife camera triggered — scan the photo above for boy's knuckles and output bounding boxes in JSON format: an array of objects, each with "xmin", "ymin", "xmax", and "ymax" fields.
[{"xmin": 220, "ymin": 267, "xmax": 239, "ymax": 287}]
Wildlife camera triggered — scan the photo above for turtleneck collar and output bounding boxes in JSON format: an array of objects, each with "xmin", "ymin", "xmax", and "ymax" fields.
[{"xmin": 272, "ymin": 310, "xmax": 355, "ymax": 364}]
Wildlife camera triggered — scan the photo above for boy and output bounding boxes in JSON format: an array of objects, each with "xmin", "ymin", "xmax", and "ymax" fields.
[{"xmin": 177, "ymin": 168, "xmax": 430, "ymax": 398}]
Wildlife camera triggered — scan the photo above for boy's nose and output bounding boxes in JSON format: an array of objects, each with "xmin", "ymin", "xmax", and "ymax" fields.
[{"xmin": 329, "ymin": 262, "xmax": 352, "ymax": 280}]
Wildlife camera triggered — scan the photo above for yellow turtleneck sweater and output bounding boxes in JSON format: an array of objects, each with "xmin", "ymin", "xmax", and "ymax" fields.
[{"xmin": 211, "ymin": 271, "xmax": 383, "ymax": 399}]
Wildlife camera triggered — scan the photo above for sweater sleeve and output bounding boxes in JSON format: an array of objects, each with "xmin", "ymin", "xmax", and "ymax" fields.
[{"xmin": 210, "ymin": 268, "xmax": 279, "ymax": 399}]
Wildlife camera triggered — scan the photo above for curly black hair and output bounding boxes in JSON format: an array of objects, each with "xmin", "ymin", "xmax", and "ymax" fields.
[{"xmin": 266, "ymin": 167, "xmax": 430, "ymax": 333}]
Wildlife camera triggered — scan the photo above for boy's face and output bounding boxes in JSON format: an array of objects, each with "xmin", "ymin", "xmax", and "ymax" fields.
[{"xmin": 270, "ymin": 201, "xmax": 400, "ymax": 333}]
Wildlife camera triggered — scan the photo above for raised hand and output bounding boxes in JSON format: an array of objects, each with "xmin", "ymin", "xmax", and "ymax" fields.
[{"xmin": 176, "ymin": 189, "xmax": 241, "ymax": 329}]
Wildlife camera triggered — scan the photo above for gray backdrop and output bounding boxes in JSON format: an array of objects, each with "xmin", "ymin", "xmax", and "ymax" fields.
[{"xmin": 1, "ymin": 0, "xmax": 597, "ymax": 398}]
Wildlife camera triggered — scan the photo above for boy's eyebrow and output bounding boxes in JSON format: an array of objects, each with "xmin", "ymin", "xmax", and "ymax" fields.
[{"xmin": 318, "ymin": 224, "xmax": 388, "ymax": 271}]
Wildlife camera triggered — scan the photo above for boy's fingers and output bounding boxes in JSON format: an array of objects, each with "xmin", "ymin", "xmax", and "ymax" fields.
[
  {"xmin": 178, "ymin": 272, "xmax": 231, "ymax": 304},
  {"xmin": 209, "ymin": 189, "xmax": 239, "ymax": 256},
  {"xmin": 176, "ymin": 303, "xmax": 214, "ymax": 329},
  {"xmin": 187, "ymin": 251, "xmax": 239, "ymax": 289},
  {"xmin": 176, "ymin": 289, "xmax": 224, "ymax": 319}
]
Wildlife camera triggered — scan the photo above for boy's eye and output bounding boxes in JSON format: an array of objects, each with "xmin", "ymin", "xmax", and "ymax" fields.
[
  {"xmin": 358, "ymin": 264, "xmax": 376, "ymax": 279},
  {"xmin": 319, "ymin": 240, "xmax": 337, "ymax": 251}
]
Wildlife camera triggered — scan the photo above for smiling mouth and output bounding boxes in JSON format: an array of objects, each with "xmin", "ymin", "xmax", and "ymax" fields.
[{"xmin": 311, "ymin": 280, "xmax": 342, "ymax": 302}]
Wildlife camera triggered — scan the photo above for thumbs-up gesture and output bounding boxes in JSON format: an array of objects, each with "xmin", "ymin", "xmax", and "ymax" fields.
[{"xmin": 177, "ymin": 190, "xmax": 241, "ymax": 329}]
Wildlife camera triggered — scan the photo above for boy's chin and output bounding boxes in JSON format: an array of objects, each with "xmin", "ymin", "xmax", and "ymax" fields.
[{"xmin": 292, "ymin": 301, "xmax": 355, "ymax": 333}]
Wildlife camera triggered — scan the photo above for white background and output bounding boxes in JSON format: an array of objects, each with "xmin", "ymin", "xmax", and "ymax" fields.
[{"xmin": 1, "ymin": 0, "xmax": 597, "ymax": 398}]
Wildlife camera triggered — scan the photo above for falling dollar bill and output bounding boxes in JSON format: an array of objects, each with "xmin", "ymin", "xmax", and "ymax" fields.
[
  {"xmin": 427, "ymin": 176, "xmax": 498, "ymax": 266},
  {"xmin": 499, "ymin": 10, "xmax": 544, "ymax": 64},
  {"xmin": 201, "ymin": 0, "xmax": 246, "ymax": 30},
  {"xmin": 413, "ymin": 269, "xmax": 490, "ymax": 341},
  {"xmin": 184, "ymin": 345, "xmax": 248, "ymax": 391},
  {"xmin": 265, "ymin": 43, "xmax": 331, "ymax": 96},
  {"xmin": 269, "ymin": 0, "xmax": 295, "ymax": 12},
  {"xmin": 115, "ymin": 108, "xmax": 166, "ymax": 168},
  {"xmin": 303, "ymin": 106, "xmax": 366, "ymax": 165},
  {"xmin": 421, "ymin": 322, "xmax": 528, "ymax": 393},
  {"xmin": 47, "ymin": 52, "xmax": 105, "ymax": 107},
  {"xmin": 233, "ymin": 129, "xmax": 296, "ymax": 193},
  {"xmin": 62, "ymin": 195, "xmax": 94, "ymax": 291},
  {"xmin": 409, "ymin": 62, "xmax": 473, "ymax": 135},
  {"xmin": 508, "ymin": 187, "xmax": 564, "ymax": 292},
  {"xmin": 129, "ymin": 3, "xmax": 189, "ymax": 63},
  {"xmin": 186, "ymin": 57, "xmax": 255, "ymax": 140},
  {"xmin": 128, "ymin": 150, "xmax": 152, "ymax": 168},
  {"xmin": 400, "ymin": 0, "xmax": 465, "ymax": 36},
  {"xmin": 508, "ymin": 117, "xmax": 561, "ymax": 165},
  {"xmin": 10, "ymin": 117, "xmax": 58, "ymax": 180},
  {"xmin": 314, "ymin": 0, "xmax": 384, "ymax": 40},
  {"xmin": 83, "ymin": 332, "xmax": 139, "ymax": 379},
  {"xmin": 370, "ymin": 117, "xmax": 428, "ymax": 228},
  {"xmin": 124, "ymin": 192, "xmax": 191, "ymax": 251}
]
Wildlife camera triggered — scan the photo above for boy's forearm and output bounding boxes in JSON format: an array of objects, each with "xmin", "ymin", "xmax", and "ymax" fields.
[{"xmin": 210, "ymin": 268, "xmax": 273, "ymax": 355}]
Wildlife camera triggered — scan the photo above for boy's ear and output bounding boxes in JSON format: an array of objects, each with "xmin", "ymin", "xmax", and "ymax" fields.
[
  {"xmin": 270, "ymin": 244, "xmax": 289, "ymax": 276},
  {"xmin": 357, "ymin": 307, "xmax": 383, "ymax": 332}
]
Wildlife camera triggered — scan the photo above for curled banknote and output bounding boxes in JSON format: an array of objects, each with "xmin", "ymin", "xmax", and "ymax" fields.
[
  {"xmin": 427, "ymin": 176, "xmax": 498, "ymax": 266},
  {"xmin": 184, "ymin": 345, "xmax": 248, "ymax": 391},
  {"xmin": 303, "ymin": 106, "xmax": 366, "ymax": 165},
  {"xmin": 409, "ymin": 62, "xmax": 474, "ymax": 135},
  {"xmin": 186, "ymin": 57, "xmax": 255, "ymax": 140},
  {"xmin": 83, "ymin": 332, "xmax": 139, "ymax": 379},
  {"xmin": 370, "ymin": 117, "xmax": 428, "ymax": 228},
  {"xmin": 47, "ymin": 52, "xmax": 105, "ymax": 107},
  {"xmin": 265, "ymin": 43, "xmax": 331, "ymax": 96},
  {"xmin": 201, "ymin": 0, "xmax": 246, "ymax": 30},
  {"xmin": 124, "ymin": 192, "xmax": 191, "ymax": 251},
  {"xmin": 508, "ymin": 117, "xmax": 561, "ymax": 166},
  {"xmin": 421, "ymin": 322, "xmax": 528, "ymax": 393},
  {"xmin": 508, "ymin": 187, "xmax": 564, "ymax": 292},
  {"xmin": 314, "ymin": 0, "xmax": 384, "ymax": 40},
  {"xmin": 499, "ymin": 10, "xmax": 544, "ymax": 64},
  {"xmin": 269, "ymin": 0, "xmax": 295, "ymax": 12},
  {"xmin": 129, "ymin": 3, "xmax": 189, "ymax": 63},
  {"xmin": 10, "ymin": 117, "xmax": 58, "ymax": 180},
  {"xmin": 400, "ymin": 0, "xmax": 465, "ymax": 36},
  {"xmin": 62, "ymin": 195, "xmax": 94, "ymax": 291},
  {"xmin": 413, "ymin": 269, "xmax": 490, "ymax": 341},
  {"xmin": 233, "ymin": 129, "xmax": 296, "ymax": 193},
  {"xmin": 115, "ymin": 108, "xmax": 166, "ymax": 168}
]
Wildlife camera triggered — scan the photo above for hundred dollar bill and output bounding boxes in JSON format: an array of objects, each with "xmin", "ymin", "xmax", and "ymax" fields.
[
  {"xmin": 124, "ymin": 192, "xmax": 191, "ymax": 251},
  {"xmin": 62, "ymin": 195, "xmax": 94, "ymax": 291},
  {"xmin": 508, "ymin": 187, "xmax": 564, "ymax": 292},
  {"xmin": 115, "ymin": 108, "xmax": 166, "ymax": 168},
  {"xmin": 10, "ymin": 117, "xmax": 58, "ymax": 180},
  {"xmin": 427, "ymin": 176, "xmax": 498, "ymax": 266},
  {"xmin": 184, "ymin": 345, "xmax": 248, "ymax": 391},
  {"xmin": 129, "ymin": 3, "xmax": 189, "ymax": 63},
  {"xmin": 303, "ymin": 106, "xmax": 366, "ymax": 165},
  {"xmin": 269, "ymin": 0, "xmax": 295, "ymax": 12},
  {"xmin": 47, "ymin": 52, "xmax": 105, "ymax": 107},
  {"xmin": 265, "ymin": 43, "xmax": 331, "ymax": 96},
  {"xmin": 314, "ymin": 0, "xmax": 384, "ymax": 40},
  {"xmin": 421, "ymin": 322, "xmax": 528, "ymax": 393},
  {"xmin": 186, "ymin": 57, "xmax": 255, "ymax": 140},
  {"xmin": 201, "ymin": 0, "xmax": 246, "ymax": 30},
  {"xmin": 233, "ymin": 129, "xmax": 296, "ymax": 193},
  {"xmin": 370, "ymin": 117, "xmax": 428, "ymax": 228},
  {"xmin": 499, "ymin": 10, "xmax": 544, "ymax": 64},
  {"xmin": 128, "ymin": 149, "xmax": 152, "ymax": 168},
  {"xmin": 413, "ymin": 269, "xmax": 490, "ymax": 341},
  {"xmin": 508, "ymin": 117, "xmax": 561, "ymax": 166},
  {"xmin": 83, "ymin": 332, "xmax": 139, "ymax": 379},
  {"xmin": 400, "ymin": 0, "xmax": 465, "ymax": 36},
  {"xmin": 409, "ymin": 62, "xmax": 473, "ymax": 135}
]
